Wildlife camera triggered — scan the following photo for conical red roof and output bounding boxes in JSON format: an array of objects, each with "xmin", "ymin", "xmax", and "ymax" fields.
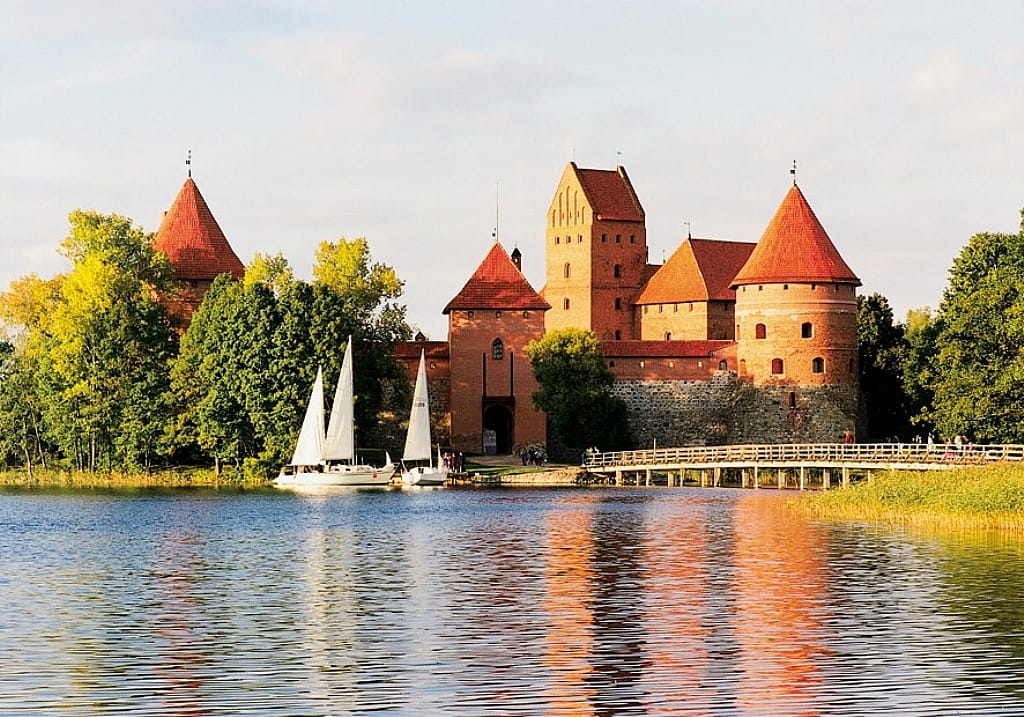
[
  {"xmin": 444, "ymin": 242, "xmax": 550, "ymax": 313},
  {"xmin": 152, "ymin": 178, "xmax": 244, "ymax": 281},
  {"xmin": 730, "ymin": 184, "xmax": 859, "ymax": 287}
]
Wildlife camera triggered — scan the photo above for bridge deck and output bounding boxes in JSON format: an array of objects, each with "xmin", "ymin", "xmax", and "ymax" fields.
[{"xmin": 582, "ymin": 443, "xmax": 1024, "ymax": 489}]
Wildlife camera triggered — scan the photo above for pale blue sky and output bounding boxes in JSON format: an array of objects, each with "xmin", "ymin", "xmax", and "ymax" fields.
[{"xmin": 2, "ymin": 1, "xmax": 1022, "ymax": 338}]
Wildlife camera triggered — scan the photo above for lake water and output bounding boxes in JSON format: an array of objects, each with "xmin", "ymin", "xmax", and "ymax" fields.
[{"xmin": 2, "ymin": 485, "xmax": 1024, "ymax": 716}]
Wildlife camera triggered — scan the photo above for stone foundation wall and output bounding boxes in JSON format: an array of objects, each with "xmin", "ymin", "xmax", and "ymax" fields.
[{"xmin": 611, "ymin": 373, "xmax": 860, "ymax": 446}]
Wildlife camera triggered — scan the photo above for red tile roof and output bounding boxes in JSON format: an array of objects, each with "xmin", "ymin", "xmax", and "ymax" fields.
[
  {"xmin": 443, "ymin": 242, "xmax": 551, "ymax": 313},
  {"xmin": 574, "ymin": 164, "xmax": 645, "ymax": 222},
  {"xmin": 601, "ymin": 340, "xmax": 733, "ymax": 358},
  {"xmin": 152, "ymin": 178, "xmax": 245, "ymax": 281},
  {"xmin": 731, "ymin": 184, "xmax": 860, "ymax": 287},
  {"xmin": 636, "ymin": 238, "xmax": 755, "ymax": 305},
  {"xmin": 394, "ymin": 340, "xmax": 450, "ymax": 360}
]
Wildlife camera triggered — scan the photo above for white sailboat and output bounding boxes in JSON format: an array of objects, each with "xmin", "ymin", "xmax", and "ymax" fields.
[
  {"xmin": 275, "ymin": 337, "xmax": 394, "ymax": 489},
  {"xmin": 400, "ymin": 350, "xmax": 448, "ymax": 487}
]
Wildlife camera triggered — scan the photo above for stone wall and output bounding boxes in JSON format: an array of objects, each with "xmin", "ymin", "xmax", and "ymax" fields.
[{"xmin": 611, "ymin": 373, "xmax": 861, "ymax": 446}]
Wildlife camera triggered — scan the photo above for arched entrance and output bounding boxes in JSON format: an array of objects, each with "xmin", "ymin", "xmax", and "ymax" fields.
[{"xmin": 482, "ymin": 403, "xmax": 514, "ymax": 455}]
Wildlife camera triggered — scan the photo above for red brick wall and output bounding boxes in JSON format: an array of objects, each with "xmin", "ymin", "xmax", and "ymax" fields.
[
  {"xmin": 734, "ymin": 282, "xmax": 858, "ymax": 385},
  {"xmin": 446, "ymin": 308, "xmax": 547, "ymax": 452}
]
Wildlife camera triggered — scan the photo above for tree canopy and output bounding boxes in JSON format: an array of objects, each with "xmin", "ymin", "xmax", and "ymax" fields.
[
  {"xmin": 928, "ymin": 212, "xmax": 1024, "ymax": 442},
  {"xmin": 526, "ymin": 328, "xmax": 630, "ymax": 452}
]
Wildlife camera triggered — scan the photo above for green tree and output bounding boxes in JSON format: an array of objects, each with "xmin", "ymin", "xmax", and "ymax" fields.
[
  {"xmin": 857, "ymin": 293, "xmax": 912, "ymax": 440},
  {"xmin": 1, "ymin": 211, "xmax": 177, "ymax": 471},
  {"xmin": 526, "ymin": 328, "xmax": 630, "ymax": 452},
  {"xmin": 930, "ymin": 213, "xmax": 1024, "ymax": 442},
  {"xmin": 902, "ymin": 307, "xmax": 940, "ymax": 438}
]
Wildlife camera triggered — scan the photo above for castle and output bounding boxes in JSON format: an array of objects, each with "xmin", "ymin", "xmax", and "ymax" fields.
[{"xmin": 155, "ymin": 162, "xmax": 862, "ymax": 455}]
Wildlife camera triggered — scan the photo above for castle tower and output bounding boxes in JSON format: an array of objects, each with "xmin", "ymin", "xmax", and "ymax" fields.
[
  {"xmin": 542, "ymin": 163, "xmax": 647, "ymax": 340},
  {"xmin": 152, "ymin": 177, "xmax": 245, "ymax": 324},
  {"xmin": 730, "ymin": 183, "xmax": 860, "ymax": 387},
  {"xmin": 443, "ymin": 242, "xmax": 550, "ymax": 454}
]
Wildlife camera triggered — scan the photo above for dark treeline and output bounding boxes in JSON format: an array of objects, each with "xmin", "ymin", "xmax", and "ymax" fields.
[{"xmin": 0, "ymin": 211, "xmax": 411, "ymax": 477}]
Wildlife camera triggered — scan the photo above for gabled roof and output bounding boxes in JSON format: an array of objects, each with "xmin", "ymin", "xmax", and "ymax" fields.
[
  {"xmin": 574, "ymin": 163, "xmax": 645, "ymax": 223},
  {"xmin": 152, "ymin": 178, "xmax": 245, "ymax": 281},
  {"xmin": 636, "ymin": 238, "xmax": 755, "ymax": 305},
  {"xmin": 443, "ymin": 242, "xmax": 551, "ymax": 313},
  {"xmin": 730, "ymin": 184, "xmax": 860, "ymax": 287}
]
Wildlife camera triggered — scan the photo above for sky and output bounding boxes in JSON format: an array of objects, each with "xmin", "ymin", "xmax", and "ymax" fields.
[{"xmin": 2, "ymin": 1, "xmax": 1022, "ymax": 339}]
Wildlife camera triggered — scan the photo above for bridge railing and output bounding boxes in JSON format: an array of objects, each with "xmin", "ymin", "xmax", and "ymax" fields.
[{"xmin": 583, "ymin": 443, "xmax": 1024, "ymax": 469}]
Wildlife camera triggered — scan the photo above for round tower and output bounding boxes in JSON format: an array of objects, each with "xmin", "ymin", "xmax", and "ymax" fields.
[{"xmin": 730, "ymin": 183, "xmax": 860, "ymax": 388}]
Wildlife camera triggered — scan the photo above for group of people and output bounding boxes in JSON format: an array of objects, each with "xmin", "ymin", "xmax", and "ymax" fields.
[{"xmin": 519, "ymin": 446, "xmax": 548, "ymax": 466}]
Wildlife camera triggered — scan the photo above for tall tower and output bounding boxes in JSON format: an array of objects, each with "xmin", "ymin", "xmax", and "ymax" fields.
[
  {"xmin": 542, "ymin": 162, "xmax": 647, "ymax": 340},
  {"xmin": 443, "ymin": 242, "xmax": 550, "ymax": 454},
  {"xmin": 730, "ymin": 182, "xmax": 860, "ymax": 387},
  {"xmin": 152, "ymin": 177, "xmax": 244, "ymax": 324}
]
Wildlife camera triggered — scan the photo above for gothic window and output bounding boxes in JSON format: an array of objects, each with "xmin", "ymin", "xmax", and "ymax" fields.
[
  {"xmin": 555, "ymin": 236, "xmax": 561, "ymax": 244},
  {"xmin": 564, "ymin": 262, "xmax": 571, "ymax": 278},
  {"xmin": 756, "ymin": 323, "xmax": 767, "ymax": 339},
  {"xmin": 614, "ymin": 264, "xmax": 622, "ymax": 278},
  {"xmin": 812, "ymin": 357, "xmax": 825, "ymax": 373},
  {"xmin": 563, "ymin": 298, "xmax": 570, "ymax": 310},
  {"xmin": 771, "ymin": 358, "xmax": 784, "ymax": 375},
  {"xmin": 665, "ymin": 332, "xmax": 672, "ymax": 340},
  {"xmin": 491, "ymin": 338, "xmax": 504, "ymax": 360},
  {"xmin": 802, "ymin": 322, "xmax": 813, "ymax": 338}
]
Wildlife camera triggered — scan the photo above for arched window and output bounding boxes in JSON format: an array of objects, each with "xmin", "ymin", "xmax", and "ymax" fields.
[
  {"xmin": 756, "ymin": 323, "xmax": 767, "ymax": 339},
  {"xmin": 491, "ymin": 338, "xmax": 504, "ymax": 360},
  {"xmin": 563, "ymin": 298, "xmax": 570, "ymax": 310},
  {"xmin": 788, "ymin": 392, "xmax": 797, "ymax": 408},
  {"xmin": 771, "ymin": 358, "xmax": 784, "ymax": 375},
  {"xmin": 719, "ymin": 360, "xmax": 728, "ymax": 371},
  {"xmin": 614, "ymin": 297, "xmax": 622, "ymax": 310},
  {"xmin": 664, "ymin": 332, "xmax": 672, "ymax": 341},
  {"xmin": 613, "ymin": 264, "xmax": 622, "ymax": 278},
  {"xmin": 802, "ymin": 322, "xmax": 813, "ymax": 339},
  {"xmin": 564, "ymin": 262, "xmax": 571, "ymax": 278},
  {"xmin": 614, "ymin": 330, "xmax": 622, "ymax": 340},
  {"xmin": 812, "ymin": 357, "xmax": 825, "ymax": 373}
]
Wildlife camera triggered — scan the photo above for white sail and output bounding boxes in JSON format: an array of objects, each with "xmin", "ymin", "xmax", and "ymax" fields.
[
  {"xmin": 290, "ymin": 366, "xmax": 326, "ymax": 466},
  {"xmin": 403, "ymin": 350, "xmax": 432, "ymax": 462},
  {"xmin": 324, "ymin": 336, "xmax": 356, "ymax": 462}
]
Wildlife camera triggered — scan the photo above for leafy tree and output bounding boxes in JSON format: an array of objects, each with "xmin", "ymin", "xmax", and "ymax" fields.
[
  {"xmin": 929, "ymin": 213, "xmax": 1024, "ymax": 442},
  {"xmin": 0, "ymin": 211, "xmax": 177, "ymax": 471},
  {"xmin": 857, "ymin": 293, "xmax": 912, "ymax": 440},
  {"xmin": 902, "ymin": 307, "xmax": 940, "ymax": 438},
  {"xmin": 526, "ymin": 328, "xmax": 630, "ymax": 451},
  {"xmin": 245, "ymin": 252, "xmax": 295, "ymax": 295}
]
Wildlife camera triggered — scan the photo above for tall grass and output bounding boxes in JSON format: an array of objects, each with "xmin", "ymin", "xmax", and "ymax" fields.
[
  {"xmin": 0, "ymin": 466, "xmax": 267, "ymax": 488},
  {"xmin": 800, "ymin": 464, "xmax": 1024, "ymax": 531}
]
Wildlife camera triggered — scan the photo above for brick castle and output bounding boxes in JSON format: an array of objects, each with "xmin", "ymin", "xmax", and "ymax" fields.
[{"xmin": 155, "ymin": 163, "xmax": 861, "ymax": 455}]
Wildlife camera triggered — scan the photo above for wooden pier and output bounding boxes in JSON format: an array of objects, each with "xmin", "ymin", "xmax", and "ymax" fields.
[{"xmin": 583, "ymin": 443, "xmax": 1024, "ymax": 490}]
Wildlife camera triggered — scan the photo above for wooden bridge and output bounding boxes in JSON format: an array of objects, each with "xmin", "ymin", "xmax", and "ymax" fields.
[{"xmin": 582, "ymin": 443, "xmax": 1024, "ymax": 490}]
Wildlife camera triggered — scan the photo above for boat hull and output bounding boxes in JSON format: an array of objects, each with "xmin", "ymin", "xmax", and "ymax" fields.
[
  {"xmin": 275, "ymin": 463, "xmax": 394, "ymax": 488},
  {"xmin": 400, "ymin": 466, "xmax": 448, "ymax": 487}
]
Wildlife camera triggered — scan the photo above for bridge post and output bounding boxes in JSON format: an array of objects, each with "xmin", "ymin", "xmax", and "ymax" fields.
[
  {"xmin": 753, "ymin": 467, "xmax": 760, "ymax": 490},
  {"xmin": 842, "ymin": 466, "xmax": 850, "ymax": 488},
  {"xmin": 777, "ymin": 469, "xmax": 784, "ymax": 490},
  {"xmin": 614, "ymin": 469, "xmax": 622, "ymax": 486},
  {"xmin": 741, "ymin": 469, "xmax": 747, "ymax": 488},
  {"xmin": 799, "ymin": 466, "xmax": 806, "ymax": 491},
  {"xmin": 714, "ymin": 467, "xmax": 721, "ymax": 487},
  {"xmin": 645, "ymin": 468, "xmax": 652, "ymax": 487},
  {"xmin": 823, "ymin": 468, "xmax": 831, "ymax": 490}
]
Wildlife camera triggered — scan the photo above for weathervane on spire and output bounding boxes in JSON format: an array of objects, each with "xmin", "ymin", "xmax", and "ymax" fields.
[
  {"xmin": 685, "ymin": 220, "xmax": 691, "ymax": 240},
  {"xmin": 186, "ymin": 149, "xmax": 192, "ymax": 178},
  {"xmin": 791, "ymin": 159, "xmax": 797, "ymax": 185}
]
